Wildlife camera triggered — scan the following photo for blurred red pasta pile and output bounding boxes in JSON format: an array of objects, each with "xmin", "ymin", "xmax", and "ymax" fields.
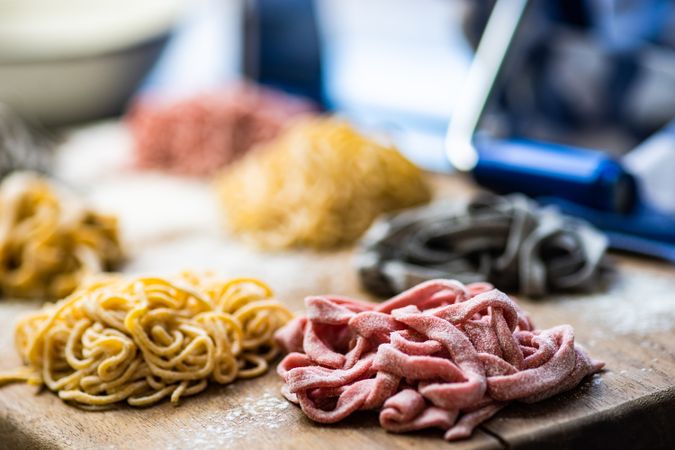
[
  {"xmin": 275, "ymin": 280, "xmax": 604, "ymax": 441},
  {"xmin": 127, "ymin": 84, "xmax": 314, "ymax": 176}
]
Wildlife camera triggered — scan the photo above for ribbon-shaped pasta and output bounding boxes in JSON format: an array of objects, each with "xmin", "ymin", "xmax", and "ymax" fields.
[
  {"xmin": 275, "ymin": 280, "xmax": 604, "ymax": 441},
  {"xmin": 357, "ymin": 194, "xmax": 610, "ymax": 297},
  {"xmin": 0, "ymin": 273, "xmax": 293, "ymax": 408}
]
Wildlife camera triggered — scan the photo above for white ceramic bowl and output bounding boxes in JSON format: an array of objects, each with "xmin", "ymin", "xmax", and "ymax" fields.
[{"xmin": 0, "ymin": 0, "xmax": 187, "ymax": 125}]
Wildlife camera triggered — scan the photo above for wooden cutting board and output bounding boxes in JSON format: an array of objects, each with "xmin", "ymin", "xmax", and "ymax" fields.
[
  {"xmin": 1, "ymin": 250, "xmax": 673, "ymax": 450},
  {"xmin": 0, "ymin": 125, "xmax": 674, "ymax": 449}
]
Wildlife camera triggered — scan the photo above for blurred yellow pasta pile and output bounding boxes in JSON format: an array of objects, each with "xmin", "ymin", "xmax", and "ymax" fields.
[
  {"xmin": 0, "ymin": 172, "xmax": 122, "ymax": 299},
  {"xmin": 0, "ymin": 273, "xmax": 293, "ymax": 408},
  {"xmin": 216, "ymin": 117, "xmax": 431, "ymax": 249}
]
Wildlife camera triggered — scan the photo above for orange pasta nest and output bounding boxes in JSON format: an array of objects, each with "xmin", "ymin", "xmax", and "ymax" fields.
[
  {"xmin": 0, "ymin": 273, "xmax": 293, "ymax": 408},
  {"xmin": 0, "ymin": 172, "xmax": 122, "ymax": 299},
  {"xmin": 216, "ymin": 117, "xmax": 431, "ymax": 249}
]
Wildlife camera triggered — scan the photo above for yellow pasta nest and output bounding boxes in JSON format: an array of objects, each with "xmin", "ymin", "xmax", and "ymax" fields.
[
  {"xmin": 216, "ymin": 117, "xmax": 431, "ymax": 249},
  {"xmin": 0, "ymin": 273, "xmax": 293, "ymax": 408},
  {"xmin": 0, "ymin": 172, "xmax": 122, "ymax": 299}
]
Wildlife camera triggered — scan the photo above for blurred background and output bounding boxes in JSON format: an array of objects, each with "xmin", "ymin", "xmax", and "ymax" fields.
[
  {"xmin": 2, "ymin": 0, "xmax": 675, "ymax": 260},
  {"xmin": 3, "ymin": 0, "xmax": 674, "ymax": 146}
]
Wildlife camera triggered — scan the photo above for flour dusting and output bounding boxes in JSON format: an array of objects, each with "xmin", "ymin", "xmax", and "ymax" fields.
[
  {"xmin": 167, "ymin": 390, "xmax": 292, "ymax": 449},
  {"xmin": 560, "ymin": 271, "xmax": 675, "ymax": 335}
]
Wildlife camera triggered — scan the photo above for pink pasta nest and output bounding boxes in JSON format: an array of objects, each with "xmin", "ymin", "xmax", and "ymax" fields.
[
  {"xmin": 275, "ymin": 280, "xmax": 604, "ymax": 441},
  {"xmin": 127, "ymin": 83, "xmax": 315, "ymax": 176}
]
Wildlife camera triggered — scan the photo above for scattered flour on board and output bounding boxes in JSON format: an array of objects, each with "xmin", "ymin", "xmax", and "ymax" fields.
[
  {"xmin": 124, "ymin": 233, "xmax": 357, "ymax": 300},
  {"xmin": 559, "ymin": 271, "xmax": 675, "ymax": 335},
  {"xmin": 166, "ymin": 390, "xmax": 292, "ymax": 450}
]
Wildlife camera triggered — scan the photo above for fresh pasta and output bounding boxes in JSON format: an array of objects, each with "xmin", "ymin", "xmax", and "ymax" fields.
[
  {"xmin": 128, "ymin": 83, "xmax": 314, "ymax": 176},
  {"xmin": 0, "ymin": 172, "xmax": 122, "ymax": 299},
  {"xmin": 275, "ymin": 280, "xmax": 604, "ymax": 441},
  {"xmin": 358, "ymin": 194, "xmax": 610, "ymax": 297},
  {"xmin": 0, "ymin": 273, "xmax": 293, "ymax": 408},
  {"xmin": 216, "ymin": 117, "xmax": 431, "ymax": 249}
]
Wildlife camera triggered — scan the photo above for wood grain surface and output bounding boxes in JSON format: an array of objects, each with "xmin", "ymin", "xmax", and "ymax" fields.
[{"xmin": 0, "ymin": 123, "xmax": 674, "ymax": 449}]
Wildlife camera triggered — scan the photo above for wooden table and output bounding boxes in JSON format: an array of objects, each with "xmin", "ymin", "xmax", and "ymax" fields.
[{"xmin": 1, "ymin": 123, "xmax": 674, "ymax": 449}]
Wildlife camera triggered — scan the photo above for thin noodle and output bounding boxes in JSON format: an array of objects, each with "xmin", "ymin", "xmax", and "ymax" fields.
[
  {"xmin": 0, "ymin": 172, "xmax": 122, "ymax": 299},
  {"xmin": 216, "ymin": 117, "xmax": 431, "ymax": 249},
  {"xmin": 0, "ymin": 273, "xmax": 293, "ymax": 408}
]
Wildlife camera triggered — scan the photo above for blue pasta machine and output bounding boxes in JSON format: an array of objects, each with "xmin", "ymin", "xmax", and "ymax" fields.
[{"xmin": 445, "ymin": 0, "xmax": 675, "ymax": 262}]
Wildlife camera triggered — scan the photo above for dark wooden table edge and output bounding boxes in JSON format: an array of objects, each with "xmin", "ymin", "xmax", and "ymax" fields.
[
  {"xmin": 481, "ymin": 385, "xmax": 675, "ymax": 450},
  {"xmin": 1, "ymin": 387, "xmax": 674, "ymax": 449}
]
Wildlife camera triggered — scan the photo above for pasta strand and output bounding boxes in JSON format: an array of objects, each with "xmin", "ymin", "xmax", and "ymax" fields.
[
  {"xmin": 0, "ymin": 172, "xmax": 122, "ymax": 299},
  {"xmin": 0, "ymin": 273, "xmax": 293, "ymax": 408},
  {"xmin": 216, "ymin": 117, "xmax": 431, "ymax": 249}
]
